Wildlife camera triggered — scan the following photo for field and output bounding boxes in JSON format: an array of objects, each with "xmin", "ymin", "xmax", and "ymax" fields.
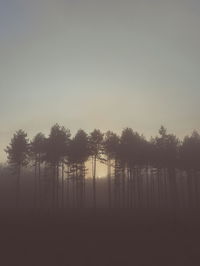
[{"xmin": 1, "ymin": 209, "xmax": 200, "ymax": 266}]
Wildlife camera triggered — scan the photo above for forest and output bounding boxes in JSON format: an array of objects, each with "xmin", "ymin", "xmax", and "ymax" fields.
[{"xmin": 2, "ymin": 124, "xmax": 200, "ymax": 211}]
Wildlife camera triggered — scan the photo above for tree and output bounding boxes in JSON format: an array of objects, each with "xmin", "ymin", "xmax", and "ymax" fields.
[
  {"xmin": 45, "ymin": 124, "xmax": 71, "ymax": 209},
  {"xmin": 180, "ymin": 130, "xmax": 200, "ymax": 171},
  {"xmin": 31, "ymin": 133, "xmax": 46, "ymax": 208},
  {"xmin": 5, "ymin": 130, "xmax": 29, "ymax": 207},
  {"xmin": 119, "ymin": 128, "xmax": 145, "ymax": 208},
  {"xmin": 103, "ymin": 131, "xmax": 120, "ymax": 208},
  {"xmin": 152, "ymin": 126, "xmax": 179, "ymax": 169},
  {"xmin": 89, "ymin": 129, "xmax": 104, "ymax": 209},
  {"xmin": 151, "ymin": 126, "xmax": 180, "ymax": 210},
  {"xmin": 68, "ymin": 129, "xmax": 90, "ymax": 208},
  {"xmin": 180, "ymin": 130, "xmax": 200, "ymax": 208}
]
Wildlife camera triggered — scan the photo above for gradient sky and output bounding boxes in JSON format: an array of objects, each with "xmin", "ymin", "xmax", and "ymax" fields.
[{"xmin": 0, "ymin": 0, "xmax": 200, "ymax": 161}]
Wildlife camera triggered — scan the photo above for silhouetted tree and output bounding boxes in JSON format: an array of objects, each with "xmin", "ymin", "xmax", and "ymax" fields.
[
  {"xmin": 45, "ymin": 124, "xmax": 71, "ymax": 209},
  {"xmin": 180, "ymin": 130, "xmax": 200, "ymax": 171},
  {"xmin": 4, "ymin": 124, "xmax": 200, "ymax": 212},
  {"xmin": 5, "ymin": 130, "xmax": 29, "ymax": 207},
  {"xmin": 68, "ymin": 129, "xmax": 90, "ymax": 208},
  {"xmin": 180, "ymin": 130, "xmax": 200, "ymax": 208},
  {"xmin": 152, "ymin": 126, "xmax": 179, "ymax": 169},
  {"xmin": 152, "ymin": 126, "xmax": 180, "ymax": 209},
  {"xmin": 119, "ymin": 128, "xmax": 145, "ymax": 208},
  {"xmin": 31, "ymin": 133, "xmax": 46, "ymax": 208},
  {"xmin": 89, "ymin": 129, "xmax": 104, "ymax": 209},
  {"xmin": 103, "ymin": 131, "xmax": 120, "ymax": 208}
]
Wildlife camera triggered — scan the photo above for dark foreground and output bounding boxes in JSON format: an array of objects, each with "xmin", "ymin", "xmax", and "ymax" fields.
[{"xmin": 0, "ymin": 209, "xmax": 200, "ymax": 266}]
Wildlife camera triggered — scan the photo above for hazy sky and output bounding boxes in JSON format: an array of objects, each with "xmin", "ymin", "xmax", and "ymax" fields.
[{"xmin": 1, "ymin": 0, "xmax": 200, "ymax": 161}]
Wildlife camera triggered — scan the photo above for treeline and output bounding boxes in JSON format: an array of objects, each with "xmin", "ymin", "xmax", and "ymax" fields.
[{"xmin": 4, "ymin": 124, "xmax": 200, "ymax": 210}]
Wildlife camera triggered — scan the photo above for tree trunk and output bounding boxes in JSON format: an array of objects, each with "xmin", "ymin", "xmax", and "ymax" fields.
[
  {"xmin": 72, "ymin": 166, "xmax": 75, "ymax": 208},
  {"xmin": 38, "ymin": 154, "xmax": 41, "ymax": 209},
  {"xmin": 83, "ymin": 166, "xmax": 86, "ymax": 208},
  {"xmin": 66, "ymin": 165, "xmax": 70, "ymax": 208},
  {"xmin": 61, "ymin": 163, "xmax": 64, "ymax": 209},
  {"xmin": 168, "ymin": 167, "xmax": 177, "ymax": 221},
  {"xmin": 52, "ymin": 165, "xmax": 56, "ymax": 210},
  {"xmin": 107, "ymin": 159, "xmax": 111, "ymax": 209},
  {"xmin": 93, "ymin": 156, "xmax": 97, "ymax": 209},
  {"xmin": 75, "ymin": 165, "xmax": 79, "ymax": 208},
  {"xmin": 122, "ymin": 167, "xmax": 125, "ymax": 208},
  {"xmin": 16, "ymin": 164, "xmax": 21, "ymax": 208},
  {"xmin": 56, "ymin": 164, "xmax": 59, "ymax": 209},
  {"xmin": 34, "ymin": 161, "xmax": 37, "ymax": 209},
  {"xmin": 127, "ymin": 168, "xmax": 130, "ymax": 208}
]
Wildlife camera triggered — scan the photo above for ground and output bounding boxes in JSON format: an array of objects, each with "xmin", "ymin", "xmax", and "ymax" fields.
[{"xmin": 0, "ymin": 209, "xmax": 200, "ymax": 266}]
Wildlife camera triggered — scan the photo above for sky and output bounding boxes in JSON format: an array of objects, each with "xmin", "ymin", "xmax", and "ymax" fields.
[{"xmin": 0, "ymin": 0, "xmax": 200, "ymax": 162}]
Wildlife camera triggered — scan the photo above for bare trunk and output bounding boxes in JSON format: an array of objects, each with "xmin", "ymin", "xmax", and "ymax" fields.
[
  {"xmin": 61, "ymin": 163, "xmax": 64, "ymax": 209},
  {"xmin": 56, "ymin": 164, "xmax": 59, "ymax": 209},
  {"xmin": 83, "ymin": 166, "xmax": 86, "ymax": 208},
  {"xmin": 16, "ymin": 164, "xmax": 21, "ymax": 208},
  {"xmin": 122, "ymin": 167, "xmax": 125, "ymax": 208},
  {"xmin": 93, "ymin": 156, "xmax": 97, "ymax": 209},
  {"xmin": 75, "ymin": 165, "xmax": 79, "ymax": 208},
  {"xmin": 52, "ymin": 165, "xmax": 56, "ymax": 210},
  {"xmin": 38, "ymin": 154, "xmax": 41, "ymax": 209},
  {"xmin": 66, "ymin": 165, "xmax": 70, "ymax": 208},
  {"xmin": 34, "ymin": 161, "xmax": 37, "ymax": 209},
  {"xmin": 72, "ymin": 166, "xmax": 75, "ymax": 208},
  {"xmin": 107, "ymin": 159, "xmax": 111, "ymax": 209}
]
